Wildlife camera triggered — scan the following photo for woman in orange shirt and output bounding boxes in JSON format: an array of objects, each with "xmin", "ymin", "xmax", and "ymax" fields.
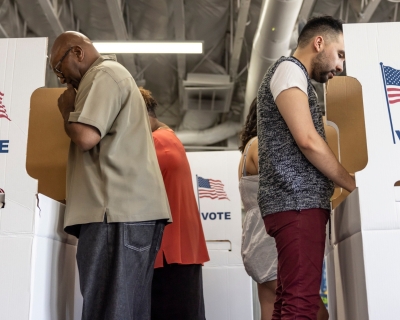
[{"xmin": 139, "ymin": 88, "xmax": 209, "ymax": 320}]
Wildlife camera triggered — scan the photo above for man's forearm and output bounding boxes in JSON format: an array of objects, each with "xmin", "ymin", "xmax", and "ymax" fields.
[
  {"xmin": 62, "ymin": 116, "xmax": 84, "ymax": 149},
  {"xmin": 62, "ymin": 114, "xmax": 101, "ymax": 152},
  {"xmin": 63, "ymin": 116, "xmax": 74, "ymax": 139},
  {"xmin": 62, "ymin": 112, "xmax": 81, "ymax": 143},
  {"xmin": 298, "ymin": 136, "xmax": 356, "ymax": 193}
]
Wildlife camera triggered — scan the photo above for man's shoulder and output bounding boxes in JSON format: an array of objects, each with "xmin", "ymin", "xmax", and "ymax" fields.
[
  {"xmin": 93, "ymin": 60, "xmax": 132, "ymax": 84},
  {"xmin": 272, "ymin": 59, "xmax": 307, "ymax": 81},
  {"xmin": 276, "ymin": 60, "xmax": 303, "ymax": 72},
  {"xmin": 260, "ymin": 57, "xmax": 302, "ymax": 88}
]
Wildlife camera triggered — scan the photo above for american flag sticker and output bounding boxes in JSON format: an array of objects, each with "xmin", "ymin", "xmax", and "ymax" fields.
[
  {"xmin": 197, "ymin": 176, "xmax": 229, "ymax": 201},
  {"xmin": 0, "ymin": 92, "xmax": 11, "ymax": 121},
  {"xmin": 380, "ymin": 63, "xmax": 400, "ymax": 143}
]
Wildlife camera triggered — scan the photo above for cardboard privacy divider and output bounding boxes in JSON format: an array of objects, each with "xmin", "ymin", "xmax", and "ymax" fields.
[
  {"xmin": 186, "ymin": 151, "xmax": 253, "ymax": 320},
  {"xmin": 0, "ymin": 38, "xmax": 82, "ymax": 319},
  {"xmin": 323, "ymin": 22, "xmax": 400, "ymax": 320},
  {"xmin": 325, "ymin": 77, "xmax": 368, "ymax": 209},
  {"xmin": 27, "ymin": 88, "xmax": 70, "ymax": 202}
]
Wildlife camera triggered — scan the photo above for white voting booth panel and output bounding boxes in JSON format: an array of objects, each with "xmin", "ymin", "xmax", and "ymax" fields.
[
  {"xmin": 186, "ymin": 151, "xmax": 253, "ymax": 320},
  {"xmin": 325, "ymin": 23, "xmax": 400, "ymax": 320},
  {"xmin": 0, "ymin": 38, "xmax": 82, "ymax": 319}
]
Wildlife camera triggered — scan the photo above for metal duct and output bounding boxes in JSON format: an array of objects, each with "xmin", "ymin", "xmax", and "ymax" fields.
[
  {"xmin": 179, "ymin": 110, "xmax": 219, "ymax": 131},
  {"xmin": 243, "ymin": 0, "xmax": 303, "ymax": 120},
  {"xmin": 175, "ymin": 120, "xmax": 242, "ymax": 146}
]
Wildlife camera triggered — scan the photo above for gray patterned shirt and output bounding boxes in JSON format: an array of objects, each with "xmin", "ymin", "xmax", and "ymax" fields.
[{"xmin": 257, "ymin": 56, "xmax": 334, "ymax": 217}]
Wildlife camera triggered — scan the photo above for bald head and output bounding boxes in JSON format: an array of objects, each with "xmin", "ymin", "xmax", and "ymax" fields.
[
  {"xmin": 50, "ymin": 31, "xmax": 101, "ymax": 88},
  {"xmin": 51, "ymin": 31, "xmax": 93, "ymax": 57}
]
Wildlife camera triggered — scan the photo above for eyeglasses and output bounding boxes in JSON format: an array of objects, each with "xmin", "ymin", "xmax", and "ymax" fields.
[{"xmin": 53, "ymin": 47, "xmax": 73, "ymax": 79}]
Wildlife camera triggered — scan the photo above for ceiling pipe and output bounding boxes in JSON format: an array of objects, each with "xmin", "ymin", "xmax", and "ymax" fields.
[
  {"xmin": 175, "ymin": 120, "xmax": 242, "ymax": 146},
  {"xmin": 243, "ymin": 0, "xmax": 303, "ymax": 121}
]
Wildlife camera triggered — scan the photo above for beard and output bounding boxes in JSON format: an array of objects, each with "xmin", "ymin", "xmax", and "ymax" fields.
[{"xmin": 311, "ymin": 50, "xmax": 336, "ymax": 83}]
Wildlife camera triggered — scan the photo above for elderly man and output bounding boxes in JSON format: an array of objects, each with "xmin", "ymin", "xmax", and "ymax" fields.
[
  {"xmin": 49, "ymin": 32, "xmax": 171, "ymax": 320},
  {"xmin": 257, "ymin": 16, "xmax": 355, "ymax": 319}
]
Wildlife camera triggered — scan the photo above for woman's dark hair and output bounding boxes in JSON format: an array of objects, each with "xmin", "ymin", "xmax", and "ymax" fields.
[
  {"xmin": 139, "ymin": 87, "xmax": 158, "ymax": 118},
  {"xmin": 239, "ymin": 98, "xmax": 257, "ymax": 153}
]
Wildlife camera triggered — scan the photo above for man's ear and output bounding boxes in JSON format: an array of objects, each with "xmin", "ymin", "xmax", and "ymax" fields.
[
  {"xmin": 72, "ymin": 46, "xmax": 85, "ymax": 62},
  {"xmin": 313, "ymin": 36, "xmax": 323, "ymax": 53}
]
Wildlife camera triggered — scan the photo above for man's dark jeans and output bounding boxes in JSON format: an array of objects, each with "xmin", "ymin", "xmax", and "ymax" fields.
[{"xmin": 76, "ymin": 218, "xmax": 165, "ymax": 320}]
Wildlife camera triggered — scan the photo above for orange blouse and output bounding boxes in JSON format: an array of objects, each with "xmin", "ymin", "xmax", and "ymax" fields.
[{"xmin": 153, "ymin": 129, "xmax": 210, "ymax": 268}]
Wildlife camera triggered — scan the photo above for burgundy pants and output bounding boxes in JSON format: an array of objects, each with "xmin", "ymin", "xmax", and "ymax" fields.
[{"xmin": 263, "ymin": 208, "xmax": 329, "ymax": 320}]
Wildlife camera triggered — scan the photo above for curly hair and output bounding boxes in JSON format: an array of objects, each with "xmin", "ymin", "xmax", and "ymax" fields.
[
  {"xmin": 139, "ymin": 87, "xmax": 158, "ymax": 118},
  {"xmin": 239, "ymin": 98, "xmax": 257, "ymax": 153}
]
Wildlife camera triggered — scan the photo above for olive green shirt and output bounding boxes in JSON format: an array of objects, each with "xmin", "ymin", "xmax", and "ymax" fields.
[{"xmin": 64, "ymin": 55, "xmax": 171, "ymax": 236}]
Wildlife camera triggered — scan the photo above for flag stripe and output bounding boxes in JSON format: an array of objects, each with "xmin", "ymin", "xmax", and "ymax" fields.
[
  {"xmin": 389, "ymin": 98, "xmax": 400, "ymax": 104},
  {"xmin": 198, "ymin": 191, "xmax": 217, "ymax": 195}
]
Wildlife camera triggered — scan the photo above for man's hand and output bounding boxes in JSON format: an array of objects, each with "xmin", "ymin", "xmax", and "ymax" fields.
[
  {"xmin": 335, "ymin": 173, "xmax": 355, "ymax": 190},
  {"xmin": 58, "ymin": 84, "xmax": 76, "ymax": 121},
  {"xmin": 57, "ymin": 84, "xmax": 101, "ymax": 151}
]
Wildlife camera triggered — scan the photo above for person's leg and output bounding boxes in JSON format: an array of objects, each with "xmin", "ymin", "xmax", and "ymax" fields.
[
  {"xmin": 317, "ymin": 298, "xmax": 329, "ymax": 320},
  {"xmin": 264, "ymin": 209, "xmax": 329, "ymax": 320},
  {"xmin": 76, "ymin": 219, "xmax": 165, "ymax": 320},
  {"xmin": 263, "ymin": 213, "xmax": 282, "ymax": 320},
  {"xmin": 151, "ymin": 263, "xmax": 205, "ymax": 320},
  {"xmin": 258, "ymin": 280, "xmax": 277, "ymax": 320}
]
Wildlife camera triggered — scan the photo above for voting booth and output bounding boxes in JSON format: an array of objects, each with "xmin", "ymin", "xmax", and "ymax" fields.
[
  {"xmin": 324, "ymin": 22, "xmax": 400, "ymax": 320},
  {"xmin": 187, "ymin": 151, "xmax": 253, "ymax": 320},
  {"xmin": 0, "ymin": 38, "xmax": 82, "ymax": 320}
]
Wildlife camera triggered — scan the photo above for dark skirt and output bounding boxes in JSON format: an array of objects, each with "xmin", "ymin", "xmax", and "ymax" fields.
[{"xmin": 151, "ymin": 262, "xmax": 206, "ymax": 320}]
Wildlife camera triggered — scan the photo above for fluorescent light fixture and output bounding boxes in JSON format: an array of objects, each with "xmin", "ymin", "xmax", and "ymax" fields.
[{"xmin": 93, "ymin": 41, "xmax": 203, "ymax": 54}]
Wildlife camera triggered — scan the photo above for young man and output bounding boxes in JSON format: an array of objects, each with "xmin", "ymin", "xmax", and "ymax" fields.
[
  {"xmin": 50, "ymin": 32, "xmax": 171, "ymax": 320},
  {"xmin": 139, "ymin": 88, "xmax": 209, "ymax": 320},
  {"xmin": 257, "ymin": 16, "xmax": 355, "ymax": 319}
]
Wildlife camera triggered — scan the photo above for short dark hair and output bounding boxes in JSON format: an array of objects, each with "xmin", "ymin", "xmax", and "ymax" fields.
[
  {"xmin": 239, "ymin": 98, "xmax": 257, "ymax": 153},
  {"xmin": 139, "ymin": 87, "xmax": 157, "ymax": 118},
  {"xmin": 297, "ymin": 16, "xmax": 343, "ymax": 48}
]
